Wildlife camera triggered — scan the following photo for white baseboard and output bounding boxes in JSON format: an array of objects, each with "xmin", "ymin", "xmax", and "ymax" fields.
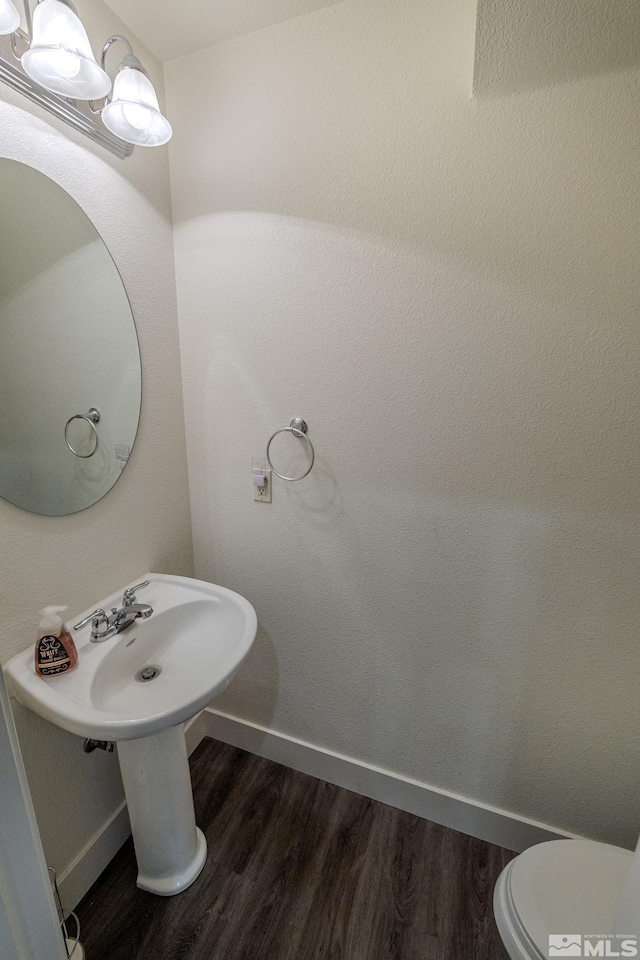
[
  {"xmin": 57, "ymin": 799, "xmax": 131, "ymax": 910},
  {"xmin": 201, "ymin": 707, "xmax": 584, "ymax": 853},
  {"xmin": 58, "ymin": 705, "xmax": 583, "ymax": 911},
  {"xmin": 185, "ymin": 709, "xmax": 208, "ymax": 756},
  {"xmin": 59, "ymin": 712, "xmax": 209, "ymax": 910}
]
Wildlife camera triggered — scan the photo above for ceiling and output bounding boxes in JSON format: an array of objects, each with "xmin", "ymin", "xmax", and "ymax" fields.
[
  {"xmin": 101, "ymin": 0, "xmax": 346, "ymax": 62},
  {"xmin": 101, "ymin": 0, "xmax": 640, "ymax": 90}
]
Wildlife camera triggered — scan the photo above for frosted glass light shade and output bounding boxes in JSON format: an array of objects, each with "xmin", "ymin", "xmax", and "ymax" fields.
[
  {"xmin": 0, "ymin": 0, "xmax": 20, "ymax": 35},
  {"xmin": 101, "ymin": 66, "xmax": 172, "ymax": 147},
  {"xmin": 22, "ymin": 0, "xmax": 111, "ymax": 99}
]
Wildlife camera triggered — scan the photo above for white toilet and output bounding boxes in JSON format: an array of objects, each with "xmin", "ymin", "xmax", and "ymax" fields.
[{"xmin": 494, "ymin": 839, "xmax": 635, "ymax": 959}]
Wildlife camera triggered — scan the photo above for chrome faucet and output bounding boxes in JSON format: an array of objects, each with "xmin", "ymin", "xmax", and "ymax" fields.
[{"xmin": 74, "ymin": 581, "xmax": 153, "ymax": 643}]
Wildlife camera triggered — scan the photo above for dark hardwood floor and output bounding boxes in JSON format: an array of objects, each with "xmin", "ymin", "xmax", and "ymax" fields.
[{"xmin": 78, "ymin": 738, "xmax": 515, "ymax": 960}]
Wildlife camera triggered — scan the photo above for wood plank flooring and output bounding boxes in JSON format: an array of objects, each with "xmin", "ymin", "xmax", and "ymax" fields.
[{"xmin": 78, "ymin": 738, "xmax": 515, "ymax": 960}]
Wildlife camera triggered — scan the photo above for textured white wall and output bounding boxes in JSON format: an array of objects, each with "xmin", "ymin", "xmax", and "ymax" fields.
[
  {"xmin": 168, "ymin": 0, "xmax": 640, "ymax": 846},
  {"xmin": 0, "ymin": 0, "xmax": 193, "ymax": 880},
  {"xmin": 474, "ymin": 0, "xmax": 640, "ymax": 95}
]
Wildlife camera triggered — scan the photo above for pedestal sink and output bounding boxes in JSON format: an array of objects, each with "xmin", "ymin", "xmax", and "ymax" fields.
[{"xmin": 5, "ymin": 574, "xmax": 257, "ymax": 896}]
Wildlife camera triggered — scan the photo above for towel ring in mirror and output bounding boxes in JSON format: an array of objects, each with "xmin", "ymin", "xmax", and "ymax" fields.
[{"xmin": 65, "ymin": 408, "xmax": 101, "ymax": 459}]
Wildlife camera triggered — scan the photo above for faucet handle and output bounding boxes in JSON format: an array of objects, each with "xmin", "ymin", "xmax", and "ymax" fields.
[
  {"xmin": 74, "ymin": 609, "xmax": 108, "ymax": 631},
  {"xmin": 122, "ymin": 581, "xmax": 150, "ymax": 605}
]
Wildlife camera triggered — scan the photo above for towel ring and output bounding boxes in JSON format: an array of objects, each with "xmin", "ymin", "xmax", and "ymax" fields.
[
  {"xmin": 65, "ymin": 408, "xmax": 100, "ymax": 459},
  {"xmin": 266, "ymin": 418, "xmax": 315, "ymax": 482}
]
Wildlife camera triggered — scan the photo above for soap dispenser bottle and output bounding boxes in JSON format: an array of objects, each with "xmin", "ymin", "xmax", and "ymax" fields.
[{"xmin": 35, "ymin": 606, "xmax": 78, "ymax": 678}]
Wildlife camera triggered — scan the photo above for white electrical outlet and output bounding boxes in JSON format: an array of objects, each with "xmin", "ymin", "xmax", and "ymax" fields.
[{"xmin": 253, "ymin": 469, "xmax": 272, "ymax": 502}]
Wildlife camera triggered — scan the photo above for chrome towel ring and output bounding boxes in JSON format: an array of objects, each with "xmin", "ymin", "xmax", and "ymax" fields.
[
  {"xmin": 65, "ymin": 408, "xmax": 100, "ymax": 459},
  {"xmin": 266, "ymin": 418, "xmax": 315, "ymax": 482}
]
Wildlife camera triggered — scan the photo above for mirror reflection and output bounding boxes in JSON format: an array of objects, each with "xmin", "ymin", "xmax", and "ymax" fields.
[{"xmin": 0, "ymin": 159, "xmax": 141, "ymax": 515}]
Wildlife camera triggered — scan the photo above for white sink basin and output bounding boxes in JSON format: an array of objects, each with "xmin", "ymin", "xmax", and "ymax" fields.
[
  {"xmin": 6, "ymin": 573, "xmax": 257, "ymax": 741},
  {"xmin": 4, "ymin": 573, "xmax": 257, "ymax": 897}
]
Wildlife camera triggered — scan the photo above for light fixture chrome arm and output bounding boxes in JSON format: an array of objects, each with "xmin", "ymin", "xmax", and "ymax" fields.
[
  {"xmin": 89, "ymin": 35, "xmax": 139, "ymax": 113},
  {"xmin": 8, "ymin": 0, "xmax": 31, "ymax": 59},
  {"xmin": 101, "ymin": 34, "xmax": 133, "ymax": 70},
  {"xmin": 22, "ymin": 0, "xmax": 31, "ymax": 40}
]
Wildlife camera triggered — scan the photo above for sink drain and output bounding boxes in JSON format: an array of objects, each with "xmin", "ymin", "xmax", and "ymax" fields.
[{"xmin": 136, "ymin": 666, "xmax": 161, "ymax": 683}]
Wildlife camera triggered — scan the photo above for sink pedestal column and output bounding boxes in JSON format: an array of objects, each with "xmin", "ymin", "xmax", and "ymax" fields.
[{"xmin": 117, "ymin": 725, "xmax": 207, "ymax": 896}]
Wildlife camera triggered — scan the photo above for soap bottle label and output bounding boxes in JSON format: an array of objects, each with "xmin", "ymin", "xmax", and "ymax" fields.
[{"xmin": 37, "ymin": 635, "xmax": 71, "ymax": 676}]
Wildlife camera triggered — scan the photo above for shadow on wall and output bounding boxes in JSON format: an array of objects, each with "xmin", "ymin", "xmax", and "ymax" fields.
[
  {"xmin": 215, "ymin": 625, "xmax": 279, "ymax": 728},
  {"xmin": 474, "ymin": 0, "xmax": 640, "ymax": 96}
]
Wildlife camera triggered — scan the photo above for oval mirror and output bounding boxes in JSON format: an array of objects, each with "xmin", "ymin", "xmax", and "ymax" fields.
[{"xmin": 0, "ymin": 159, "xmax": 141, "ymax": 516}]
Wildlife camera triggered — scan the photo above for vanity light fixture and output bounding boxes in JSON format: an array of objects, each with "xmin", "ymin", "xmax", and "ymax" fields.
[
  {"xmin": 99, "ymin": 36, "xmax": 172, "ymax": 147},
  {"xmin": 0, "ymin": 0, "xmax": 20, "ymax": 36},
  {"xmin": 0, "ymin": 0, "xmax": 172, "ymax": 156},
  {"xmin": 22, "ymin": 0, "xmax": 110, "ymax": 99}
]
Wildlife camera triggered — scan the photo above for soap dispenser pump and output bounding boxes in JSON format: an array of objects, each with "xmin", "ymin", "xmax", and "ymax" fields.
[{"xmin": 35, "ymin": 606, "xmax": 78, "ymax": 678}]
